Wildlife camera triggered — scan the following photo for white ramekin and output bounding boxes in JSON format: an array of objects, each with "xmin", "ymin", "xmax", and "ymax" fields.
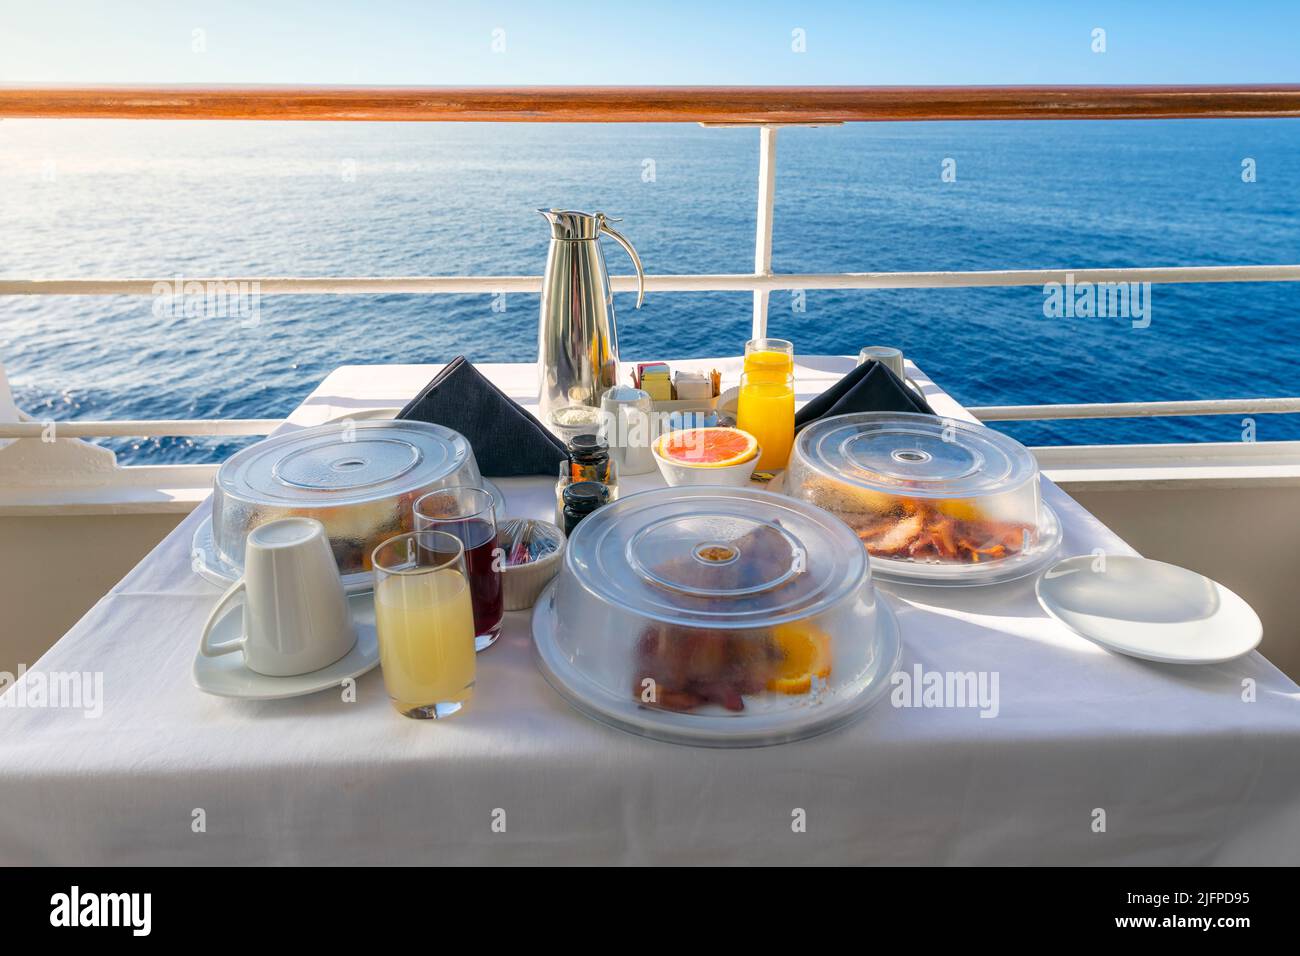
[{"xmin": 501, "ymin": 532, "xmax": 566, "ymax": 611}]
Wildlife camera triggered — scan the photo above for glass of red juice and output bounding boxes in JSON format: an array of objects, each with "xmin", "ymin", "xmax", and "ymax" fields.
[{"xmin": 413, "ymin": 486, "xmax": 503, "ymax": 651}]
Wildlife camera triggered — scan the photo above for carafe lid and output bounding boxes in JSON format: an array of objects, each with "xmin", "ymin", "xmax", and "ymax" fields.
[{"xmin": 539, "ymin": 208, "xmax": 603, "ymax": 240}]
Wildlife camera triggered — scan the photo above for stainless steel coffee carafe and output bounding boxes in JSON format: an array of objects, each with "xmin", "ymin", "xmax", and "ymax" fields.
[{"xmin": 537, "ymin": 209, "xmax": 645, "ymax": 425}]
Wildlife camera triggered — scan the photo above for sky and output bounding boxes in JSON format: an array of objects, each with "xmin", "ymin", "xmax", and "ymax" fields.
[{"xmin": 1, "ymin": 1, "xmax": 1298, "ymax": 85}]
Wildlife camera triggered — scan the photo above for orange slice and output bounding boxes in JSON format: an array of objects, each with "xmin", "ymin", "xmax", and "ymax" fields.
[
  {"xmin": 935, "ymin": 498, "xmax": 984, "ymax": 521},
  {"xmin": 654, "ymin": 427, "xmax": 758, "ymax": 468},
  {"xmin": 766, "ymin": 624, "xmax": 832, "ymax": 695}
]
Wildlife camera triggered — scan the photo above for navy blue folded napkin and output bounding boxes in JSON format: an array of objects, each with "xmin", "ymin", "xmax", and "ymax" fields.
[
  {"xmin": 398, "ymin": 356, "xmax": 567, "ymax": 477},
  {"xmin": 794, "ymin": 359, "xmax": 934, "ymax": 432}
]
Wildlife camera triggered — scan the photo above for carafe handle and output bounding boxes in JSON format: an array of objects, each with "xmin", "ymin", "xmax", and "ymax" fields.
[{"xmin": 597, "ymin": 215, "xmax": 645, "ymax": 310}]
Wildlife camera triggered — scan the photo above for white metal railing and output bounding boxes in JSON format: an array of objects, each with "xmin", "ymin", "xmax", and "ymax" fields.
[
  {"xmin": 2, "ymin": 399, "xmax": 1299, "ymax": 440},
  {"xmin": 970, "ymin": 397, "xmax": 1300, "ymax": 422},
  {"xmin": 2, "ymin": 123, "xmax": 1298, "ymax": 444},
  {"xmin": 0, "ymin": 419, "xmax": 282, "ymax": 439},
  {"xmin": 4, "ymin": 263, "xmax": 1300, "ymax": 298}
]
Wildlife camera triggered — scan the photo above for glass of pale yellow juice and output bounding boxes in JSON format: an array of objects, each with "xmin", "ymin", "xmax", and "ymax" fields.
[
  {"xmin": 736, "ymin": 370, "xmax": 796, "ymax": 471},
  {"xmin": 371, "ymin": 531, "xmax": 477, "ymax": 719}
]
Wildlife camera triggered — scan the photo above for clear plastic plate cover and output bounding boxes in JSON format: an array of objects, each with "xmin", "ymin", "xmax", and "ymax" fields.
[
  {"xmin": 532, "ymin": 486, "xmax": 902, "ymax": 747},
  {"xmin": 210, "ymin": 420, "xmax": 483, "ymax": 577},
  {"xmin": 786, "ymin": 411, "xmax": 1060, "ymax": 586},
  {"xmin": 192, "ymin": 479, "xmax": 506, "ymax": 594}
]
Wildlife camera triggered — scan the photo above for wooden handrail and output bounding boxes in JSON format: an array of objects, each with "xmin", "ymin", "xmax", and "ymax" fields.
[{"xmin": 2, "ymin": 85, "xmax": 1300, "ymax": 123}]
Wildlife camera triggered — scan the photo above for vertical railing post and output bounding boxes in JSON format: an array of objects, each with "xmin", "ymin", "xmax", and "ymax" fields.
[{"xmin": 752, "ymin": 125, "xmax": 778, "ymax": 340}]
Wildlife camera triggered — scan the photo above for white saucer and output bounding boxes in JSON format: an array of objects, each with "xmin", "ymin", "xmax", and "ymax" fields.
[
  {"xmin": 1036, "ymin": 555, "xmax": 1262, "ymax": 664},
  {"xmin": 193, "ymin": 591, "xmax": 381, "ymax": 700}
]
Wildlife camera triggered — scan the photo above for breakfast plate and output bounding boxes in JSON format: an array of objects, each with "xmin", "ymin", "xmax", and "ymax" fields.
[
  {"xmin": 870, "ymin": 504, "xmax": 1062, "ymax": 587},
  {"xmin": 1035, "ymin": 555, "xmax": 1262, "ymax": 664},
  {"xmin": 786, "ymin": 412, "xmax": 1061, "ymax": 587},
  {"xmin": 533, "ymin": 581, "xmax": 903, "ymax": 747},
  {"xmin": 531, "ymin": 486, "xmax": 905, "ymax": 747},
  {"xmin": 193, "ymin": 591, "xmax": 381, "ymax": 699}
]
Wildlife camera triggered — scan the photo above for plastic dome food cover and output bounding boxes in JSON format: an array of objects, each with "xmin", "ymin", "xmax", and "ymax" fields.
[{"xmin": 533, "ymin": 486, "xmax": 900, "ymax": 746}]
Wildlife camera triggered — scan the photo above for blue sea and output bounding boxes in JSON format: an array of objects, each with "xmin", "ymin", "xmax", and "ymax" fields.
[{"xmin": 1, "ymin": 118, "xmax": 1297, "ymax": 464}]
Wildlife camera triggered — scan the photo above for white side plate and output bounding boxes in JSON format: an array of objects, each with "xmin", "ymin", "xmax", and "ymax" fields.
[{"xmin": 1036, "ymin": 555, "xmax": 1262, "ymax": 664}]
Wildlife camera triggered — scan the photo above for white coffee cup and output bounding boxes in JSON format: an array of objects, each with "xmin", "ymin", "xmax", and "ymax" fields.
[
  {"xmin": 199, "ymin": 517, "xmax": 356, "ymax": 677},
  {"xmin": 856, "ymin": 346, "xmax": 906, "ymax": 378}
]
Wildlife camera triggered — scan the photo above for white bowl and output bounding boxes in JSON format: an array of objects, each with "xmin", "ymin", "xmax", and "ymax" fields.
[
  {"xmin": 652, "ymin": 442, "xmax": 760, "ymax": 487},
  {"xmin": 502, "ymin": 542, "xmax": 565, "ymax": 610}
]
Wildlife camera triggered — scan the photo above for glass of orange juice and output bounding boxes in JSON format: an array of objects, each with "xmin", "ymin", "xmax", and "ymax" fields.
[
  {"xmin": 371, "ymin": 530, "xmax": 477, "ymax": 719},
  {"xmin": 744, "ymin": 337, "xmax": 794, "ymax": 383},
  {"xmin": 737, "ymin": 369, "xmax": 795, "ymax": 471}
]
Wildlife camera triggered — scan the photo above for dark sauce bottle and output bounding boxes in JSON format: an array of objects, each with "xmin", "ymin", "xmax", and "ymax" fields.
[
  {"xmin": 567, "ymin": 433, "xmax": 613, "ymax": 484},
  {"xmin": 562, "ymin": 481, "xmax": 610, "ymax": 537}
]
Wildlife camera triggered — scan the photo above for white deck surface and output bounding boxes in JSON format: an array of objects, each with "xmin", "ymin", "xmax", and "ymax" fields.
[{"xmin": 1, "ymin": 356, "xmax": 1297, "ymax": 865}]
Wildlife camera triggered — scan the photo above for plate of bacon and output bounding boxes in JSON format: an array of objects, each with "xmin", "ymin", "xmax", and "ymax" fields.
[{"xmin": 786, "ymin": 412, "xmax": 1061, "ymax": 586}]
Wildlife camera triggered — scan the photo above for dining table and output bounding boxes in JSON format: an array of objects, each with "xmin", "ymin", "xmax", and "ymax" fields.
[{"xmin": 2, "ymin": 355, "xmax": 1298, "ymax": 865}]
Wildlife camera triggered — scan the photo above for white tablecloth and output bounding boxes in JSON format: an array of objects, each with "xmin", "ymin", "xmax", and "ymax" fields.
[{"xmin": 2, "ymin": 357, "xmax": 1298, "ymax": 865}]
